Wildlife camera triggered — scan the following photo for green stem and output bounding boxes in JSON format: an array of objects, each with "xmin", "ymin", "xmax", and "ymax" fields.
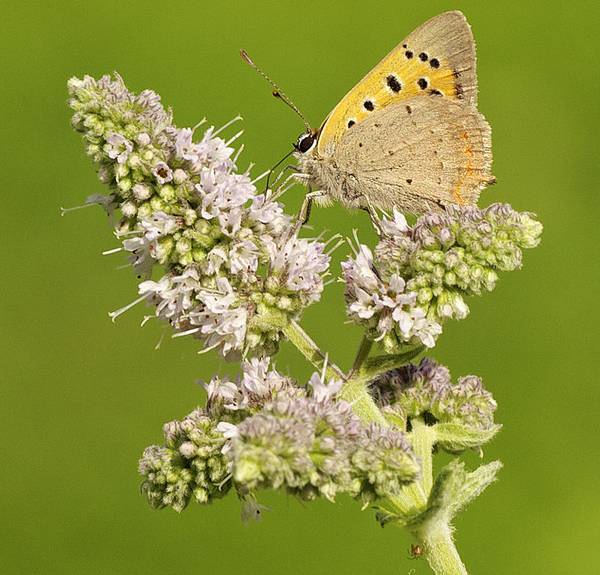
[
  {"xmin": 348, "ymin": 336, "xmax": 373, "ymax": 377},
  {"xmin": 410, "ymin": 418, "xmax": 435, "ymax": 494},
  {"xmin": 357, "ymin": 345, "xmax": 425, "ymax": 381},
  {"xmin": 386, "ymin": 418, "xmax": 433, "ymax": 516},
  {"xmin": 413, "ymin": 521, "xmax": 468, "ymax": 575},
  {"xmin": 338, "ymin": 375, "xmax": 388, "ymax": 425},
  {"xmin": 283, "ymin": 320, "xmax": 345, "ymax": 381},
  {"xmin": 283, "ymin": 323, "xmax": 467, "ymax": 574}
]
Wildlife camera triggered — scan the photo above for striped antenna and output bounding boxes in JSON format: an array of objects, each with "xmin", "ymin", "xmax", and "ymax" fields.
[{"xmin": 240, "ymin": 49, "xmax": 312, "ymax": 132}]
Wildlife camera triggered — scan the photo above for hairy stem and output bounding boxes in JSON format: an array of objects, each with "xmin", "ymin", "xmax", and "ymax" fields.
[
  {"xmin": 410, "ymin": 417, "xmax": 435, "ymax": 494},
  {"xmin": 338, "ymin": 375, "xmax": 388, "ymax": 425},
  {"xmin": 284, "ymin": 323, "xmax": 467, "ymax": 574},
  {"xmin": 348, "ymin": 336, "xmax": 373, "ymax": 378},
  {"xmin": 413, "ymin": 521, "xmax": 468, "ymax": 575},
  {"xmin": 357, "ymin": 345, "xmax": 425, "ymax": 381},
  {"xmin": 283, "ymin": 320, "xmax": 345, "ymax": 381}
]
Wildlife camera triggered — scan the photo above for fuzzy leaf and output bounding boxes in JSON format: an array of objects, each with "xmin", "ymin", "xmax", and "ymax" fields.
[
  {"xmin": 434, "ymin": 422, "xmax": 501, "ymax": 452},
  {"xmin": 425, "ymin": 459, "xmax": 503, "ymax": 523}
]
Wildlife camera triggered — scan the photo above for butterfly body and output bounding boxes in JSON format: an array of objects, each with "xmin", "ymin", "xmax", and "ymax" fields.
[{"xmin": 294, "ymin": 11, "xmax": 494, "ymax": 217}]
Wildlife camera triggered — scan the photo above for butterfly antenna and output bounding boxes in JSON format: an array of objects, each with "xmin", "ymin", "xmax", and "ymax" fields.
[{"xmin": 240, "ymin": 49, "xmax": 312, "ymax": 132}]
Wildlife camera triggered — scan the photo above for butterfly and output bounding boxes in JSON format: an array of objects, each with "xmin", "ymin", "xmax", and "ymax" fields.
[{"xmin": 244, "ymin": 11, "xmax": 494, "ymax": 228}]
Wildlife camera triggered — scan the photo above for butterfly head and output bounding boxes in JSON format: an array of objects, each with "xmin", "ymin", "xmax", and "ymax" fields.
[{"xmin": 294, "ymin": 130, "xmax": 318, "ymax": 154}]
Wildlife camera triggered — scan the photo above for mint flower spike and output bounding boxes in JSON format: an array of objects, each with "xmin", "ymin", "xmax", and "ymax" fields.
[
  {"xmin": 371, "ymin": 358, "xmax": 500, "ymax": 452},
  {"xmin": 232, "ymin": 396, "xmax": 419, "ymax": 506},
  {"xmin": 69, "ymin": 74, "xmax": 543, "ymax": 575},
  {"xmin": 139, "ymin": 409, "xmax": 231, "ymax": 511},
  {"xmin": 375, "ymin": 204, "xmax": 543, "ymax": 326},
  {"xmin": 139, "ymin": 359, "xmax": 420, "ymax": 512},
  {"xmin": 68, "ymin": 74, "xmax": 331, "ymax": 358}
]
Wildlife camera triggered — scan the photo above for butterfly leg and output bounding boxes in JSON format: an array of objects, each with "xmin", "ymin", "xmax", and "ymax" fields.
[
  {"xmin": 360, "ymin": 198, "xmax": 383, "ymax": 236},
  {"xmin": 264, "ymin": 150, "xmax": 298, "ymax": 192},
  {"xmin": 293, "ymin": 189, "xmax": 327, "ymax": 234},
  {"xmin": 267, "ymin": 163, "xmax": 301, "ymax": 193}
]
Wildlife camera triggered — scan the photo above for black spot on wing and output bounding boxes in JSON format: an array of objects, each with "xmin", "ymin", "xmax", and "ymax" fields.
[{"xmin": 386, "ymin": 74, "xmax": 402, "ymax": 92}]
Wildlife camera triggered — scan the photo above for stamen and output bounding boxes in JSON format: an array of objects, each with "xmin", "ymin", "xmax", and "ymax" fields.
[
  {"xmin": 102, "ymin": 247, "xmax": 123, "ymax": 256},
  {"xmin": 251, "ymin": 169, "xmax": 271, "ymax": 185},
  {"xmin": 192, "ymin": 117, "xmax": 207, "ymax": 132},
  {"xmin": 225, "ymin": 129, "xmax": 244, "ymax": 147},
  {"xmin": 212, "ymin": 115, "xmax": 242, "ymax": 137},
  {"xmin": 198, "ymin": 341, "xmax": 222, "ymax": 355},
  {"xmin": 172, "ymin": 327, "xmax": 201, "ymax": 338},
  {"xmin": 217, "ymin": 473, "xmax": 233, "ymax": 490},
  {"xmin": 232, "ymin": 143, "xmax": 245, "ymax": 164},
  {"xmin": 154, "ymin": 331, "xmax": 166, "ymax": 350},
  {"xmin": 108, "ymin": 294, "xmax": 146, "ymax": 322}
]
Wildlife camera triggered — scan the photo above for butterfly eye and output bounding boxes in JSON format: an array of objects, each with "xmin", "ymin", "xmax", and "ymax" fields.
[{"xmin": 295, "ymin": 133, "xmax": 316, "ymax": 153}]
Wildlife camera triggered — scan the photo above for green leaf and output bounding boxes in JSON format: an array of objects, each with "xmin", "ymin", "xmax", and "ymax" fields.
[
  {"xmin": 434, "ymin": 422, "xmax": 502, "ymax": 452},
  {"xmin": 422, "ymin": 459, "xmax": 503, "ymax": 524}
]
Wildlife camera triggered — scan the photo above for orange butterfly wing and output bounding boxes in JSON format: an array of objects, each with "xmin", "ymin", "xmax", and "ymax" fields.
[{"xmin": 316, "ymin": 11, "xmax": 478, "ymax": 156}]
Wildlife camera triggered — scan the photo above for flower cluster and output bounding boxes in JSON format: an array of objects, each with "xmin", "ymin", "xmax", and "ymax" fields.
[
  {"xmin": 370, "ymin": 358, "xmax": 499, "ymax": 452},
  {"xmin": 342, "ymin": 206, "xmax": 542, "ymax": 351},
  {"xmin": 68, "ymin": 74, "xmax": 330, "ymax": 358},
  {"xmin": 139, "ymin": 358, "xmax": 419, "ymax": 512},
  {"xmin": 234, "ymin": 396, "xmax": 418, "ymax": 505},
  {"xmin": 342, "ymin": 244, "xmax": 442, "ymax": 350},
  {"xmin": 69, "ymin": 71, "xmax": 543, "ymax": 573},
  {"xmin": 139, "ymin": 409, "xmax": 231, "ymax": 511}
]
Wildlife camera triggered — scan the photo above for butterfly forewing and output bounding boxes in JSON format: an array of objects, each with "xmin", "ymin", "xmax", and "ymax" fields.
[
  {"xmin": 316, "ymin": 11, "xmax": 478, "ymax": 156},
  {"xmin": 334, "ymin": 96, "xmax": 493, "ymax": 213}
]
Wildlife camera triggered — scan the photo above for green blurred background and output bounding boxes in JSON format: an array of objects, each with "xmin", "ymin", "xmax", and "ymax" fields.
[{"xmin": 2, "ymin": 1, "xmax": 598, "ymax": 573}]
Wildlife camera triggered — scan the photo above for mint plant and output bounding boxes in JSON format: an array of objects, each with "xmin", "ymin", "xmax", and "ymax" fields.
[{"xmin": 67, "ymin": 74, "xmax": 542, "ymax": 575}]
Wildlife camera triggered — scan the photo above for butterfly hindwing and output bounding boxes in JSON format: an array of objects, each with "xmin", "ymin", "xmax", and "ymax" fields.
[
  {"xmin": 333, "ymin": 96, "xmax": 493, "ymax": 213},
  {"xmin": 316, "ymin": 11, "xmax": 478, "ymax": 156}
]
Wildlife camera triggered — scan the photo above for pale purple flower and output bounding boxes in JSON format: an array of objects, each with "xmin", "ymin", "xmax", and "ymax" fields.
[
  {"xmin": 240, "ymin": 357, "xmax": 288, "ymax": 398},
  {"xmin": 152, "ymin": 161, "xmax": 173, "ymax": 184},
  {"xmin": 139, "ymin": 267, "xmax": 202, "ymax": 326},
  {"xmin": 197, "ymin": 171, "xmax": 255, "ymax": 220},
  {"xmin": 105, "ymin": 132, "xmax": 133, "ymax": 164},
  {"xmin": 228, "ymin": 239, "xmax": 259, "ymax": 275},
  {"xmin": 248, "ymin": 194, "xmax": 291, "ymax": 236},
  {"xmin": 122, "ymin": 235, "xmax": 155, "ymax": 277},
  {"xmin": 380, "ymin": 208, "xmax": 409, "ymax": 236},
  {"xmin": 341, "ymin": 245, "xmax": 380, "ymax": 294},
  {"xmin": 308, "ymin": 372, "xmax": 343, "ymax": 402},
  {"xmin": 343, "ymin": 245, "xmax": 442, "ymax": 348},
  {"xmin": 175, "ymin": 128, "xmax": 199, "ymax": 162},
  {"xmin": 191, "ymin": 278, "xmax": 247, "ymax": 355},
  {"xmin": 268, "ymin": 236, "xmax": 330, "ymax": 303},
  {"xmin": 194, "ymin": 126, "xmax": 236, "ymax": 166},
  {"xmin": 216, "ymin": 421, "xmax": 239, "ymax": 440}
]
